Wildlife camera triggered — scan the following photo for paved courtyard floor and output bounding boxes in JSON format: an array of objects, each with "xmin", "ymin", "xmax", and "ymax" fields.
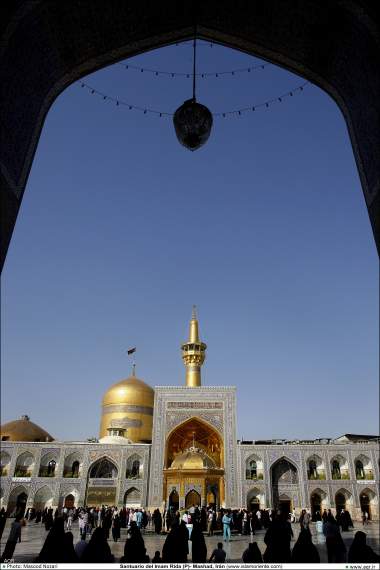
[{"xmin": 1, "ymin": 520, "xmax": 379, "ymax": 563}]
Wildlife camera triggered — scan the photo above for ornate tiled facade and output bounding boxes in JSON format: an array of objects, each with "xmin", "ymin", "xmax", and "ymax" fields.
[
  {"xmin": 1, "ymin": 397, "xmax": 378, "ymax": 521},
  {"xmin": 1, "ymin": 313, "xmax": 378, "ymax": 519}
]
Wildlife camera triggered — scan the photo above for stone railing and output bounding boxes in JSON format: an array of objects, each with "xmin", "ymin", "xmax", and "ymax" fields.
[
  {"xmin": 125, "ymin": 470, "xmax": 142, "ymax": 479},
  {"xmin": 63, "ymin": 471, "xmax": 80, "ymax": 478},
  {"xmin": 14, "ymin": 468, "xmax": 32, "ymax": 477},
  {"xmin": 245, "ymin": 472, "xmax": 264, "ymax": 480},
  {"xmin": 356, "ymin": 471, "xmax": 374, "ymax": 480},
  {"xmin": 332, "ymin": 472, "xmax": 350, "ymax": 480},
  {"xmin": 307, "ymin": 472, "xmax": 326, "ymax": 480},
  {"xmin": 38, "ymin": 467, "xmax": 56, "ymax": 477}
]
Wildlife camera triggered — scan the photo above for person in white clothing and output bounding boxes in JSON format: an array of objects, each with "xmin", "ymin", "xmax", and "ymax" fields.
[{"xmin": 66, "ymin": 509, "xmax": 73, "ymax": 531}]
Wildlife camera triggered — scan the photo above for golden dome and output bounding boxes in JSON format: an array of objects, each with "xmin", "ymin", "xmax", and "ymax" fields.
[
  {"xmin": 100, "ymin": 373, "xmax": 154, "ymax": 443},
  {"xmin": 170, "ymin": 447, "xmax": 216, "ymax": 470},
  {"xmin": 102, "ymin": 375, "xmax": 154, "ymax": 407},
  {"xmin": 0, "ymin": 415, "xmax": 54, "ymax": 442}
]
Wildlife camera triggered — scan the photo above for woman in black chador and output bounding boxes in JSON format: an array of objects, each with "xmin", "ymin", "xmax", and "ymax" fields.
[
  {"xmin": 348, "ymin": 531, "xmax": 380, "ymax": 563},
  {"xmin": 37, "ymin": 517, "xmax": 67, "ymax": 562},
  {"xmin": 120, "ymin": 521, "xmax": 148, "ymax": 563},
  {"xmin": 263, "ymin": 511, "xmax": 293, "ymax": 563},
  {"xmin": 62, "ymin": 532, "xmax": 78, "ymax": 563},
  {"xmin": 112, "ymin": 514, "xmax": 121, "ymax": 542},
  {"xmin": 191, "ymin": 521, "xmax": 207, "ymax": 562},
  {"xmin": 291, "ymin": 528, "xmax": 320, "ymax": 563},
  {"xmin": 81, "ymin": 527, "xmax": 114, "ymax": 563},
  {"xmin": 162, "ymin": 521, "xmax": 189, "ymax": 563},
  {"xmin": 242, "ymin": 542, "xmax": 263, "ymax": 563},
  {"xmin": 44, "ymin": 508, "xmax": 54, "ymax": 531},
  {"xmin": 152, "ymin": 508, "xmax": 162, "ymax": 533},
  {"xmin": 0, "ymin": 508, "xmax": 7, "ymax": 541}
]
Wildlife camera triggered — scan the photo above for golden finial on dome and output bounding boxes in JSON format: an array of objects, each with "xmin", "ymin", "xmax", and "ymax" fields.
[{"xmin": 181, "ymin": 306, "xmax": 207, "ymax": 387}]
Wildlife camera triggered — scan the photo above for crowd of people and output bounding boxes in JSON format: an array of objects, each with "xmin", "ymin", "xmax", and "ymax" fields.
[{"xmin": 0, "ymin": 504, "xmax": 379, "ymax": 563}]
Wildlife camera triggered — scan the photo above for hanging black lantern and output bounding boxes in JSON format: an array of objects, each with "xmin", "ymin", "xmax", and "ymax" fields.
[
  {"xmin": 173, "ymin": 98, "xmax": 213, "ymax": 151},
  {"xmin": 173, "ymin": 20, "xmax": 213, "ymax": 151}
]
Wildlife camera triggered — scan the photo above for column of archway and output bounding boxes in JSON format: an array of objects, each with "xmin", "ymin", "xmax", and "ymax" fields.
[
  {"xmin": 2, "ymin": 451, "xmax": 19, "ymax": 512},
  {"xmin": 117, "ymin": 453, "xmax": 128, "ymax": 508},
  {"xmin": 371, "ymin": 449, "xmax": 380, "ymax": 482},
  {"xmin": 298, "ymin": 456, "xmax": 308, "ymax": 511},
  {"xmin": 54, "ymin": 449, "xmax": 65, "ymax": 478},
  {"xmin": 7, "ymin": 450, "xmax": 18, "ymax": 479},
  {"xmin": 50, "ymin": 449, "xmax": 65, "ymax": 508},
  {"xmin": 263, "ymin": 450, "xmax": 272, "ymax": 509},
  {"xmin": 348, "ymin": 450, "xmax": 361, "ymax": 520},
  {"xmin": 26, "ymin": 449, "xmax": 41, "ymax": 511},
  {"xmin": 78, "ymin": 450, "xmax": 90, "ymax": 506},
  {"xmin": 31, "ymin": 448, "xmax": 41, "ymax": 478}
]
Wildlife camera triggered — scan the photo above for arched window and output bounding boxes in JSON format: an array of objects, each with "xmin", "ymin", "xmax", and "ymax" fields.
[
  {"xmin": 249, "ymin": 460, "xmax": 257, "ymax": 479},
  {"xmin": 126, "ymin": 455, "xmax": 142, "ymax": 479},
  {"xmin": 308, "ymin": 460, "xmax": 317, "ymax": 479},
  {"xmin": 71, "ymin": 461, "xmax": 79, "ymax": 477},
  {"xmin": 0, "ymin": 452, "xmax": 11, "ymax": 476},
  {"xmin": 47, "ymin": 460, "xmax": 56, "ymax": 476},
  {"xmin": 332, "ymin": 460, "xmax": 341, "ymax": 479},
  {"xmin": 131, "ymin": 460, "xmax": 140, "ymax": 477},
  {"xmin": 15, "ymin": 452, "xmax": 34, "ymax": 477},
  {"xmin": 89, "ymin": 458, "xmax": 118, "ymax": 479},
  {"xmin": 355, "ymin": 460, "xmax": 364, "ymax": 479}
]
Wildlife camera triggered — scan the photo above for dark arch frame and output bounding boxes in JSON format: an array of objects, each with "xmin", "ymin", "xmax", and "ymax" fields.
[
  {"xmin": 88, "ymin": 457, "xmax": 118, "ymax": 479},
  {"xmin": 185, "ymin": 489, "xmax": 201, "ymax": 509},
  {"xmin": 270, "ymin": 456, "xmax": 299, "ymax": 511},
  {"xmin": 1, "ymin": 1, "xmax": 379, "ymax": 271}
]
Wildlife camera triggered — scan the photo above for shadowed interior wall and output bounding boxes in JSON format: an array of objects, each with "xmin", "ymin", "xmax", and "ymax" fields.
[{"xmin": 1, "ymin": 0, "xmax": 379, "ymax": 270}]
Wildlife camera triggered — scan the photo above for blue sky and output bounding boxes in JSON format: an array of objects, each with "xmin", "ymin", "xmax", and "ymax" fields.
[{"xmin": 1, "ymin": 42, "xmax": 378, "ymax": 442}]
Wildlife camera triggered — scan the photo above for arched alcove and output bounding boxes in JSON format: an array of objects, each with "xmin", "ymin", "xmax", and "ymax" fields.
[
  {"xmin": 63, "ymin": 452, "xmax": 83, "ymax": 478},
  {"xmin": 306, "ymin": 454, "xmax": 325, "ymax": 480},
  {"xmin": 0, "ymin": 451, "xmax": 11, "ymax": 476},
  {"xmin": 335, "ymin": 488, "xmax": 353, "ymax": 514},
  {"xmin": 245, "ymin": 454, "xmax": 264, "ymax": 480},
  {"xmin": 89, "ymin": 458, "xmax": 118, "ymax": 479},
  {"xmin": 39, "ymin": 452, "xmax": 59, "ymax": 477},
  {"xmin": 126, "ymin": 454, "xmax": 143, "ymax": 479},
  {"xmin": 14, "ymin": 452, "xmax": 35, "ymax": 477},
  {"xmin": 331, "ymin": 455, "xmax": 350, "ymax": 480},
  {"xmin": 359, "ymin": 488, "xmax": 377, "ymax": 520},
  {"xmin": 310, "ymin": 488, "xmax": 328, "ymax": 519},
  {"xmin": 166, "ymin": 417, "xmax": 223, "ymax": 469},
  {"xmin": 33, "ymin": 485, "xmax": 54, "ymax": 511},
  {"xmin": 6, "ymin": 486, "xmax": 29, "ymax": 516},
  {"xmin": 247, "ymin": 487, "xmax": 265, "ymax": 512},
  {"xmin": 354, "ymin": 454, "xmax": 373, "ymax": 480},
  {"xmin": 271, "ymin": 457, "xmax": 299, "ymax": 512},
  {"xmin": 124, "ymin": 487, "xmax": 142, "ymax": 507}
]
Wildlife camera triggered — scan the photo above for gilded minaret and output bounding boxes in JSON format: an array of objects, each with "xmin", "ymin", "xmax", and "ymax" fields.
[{"xmin": 181, "ymin": 306, "xmax": 207, "ymax": 387}]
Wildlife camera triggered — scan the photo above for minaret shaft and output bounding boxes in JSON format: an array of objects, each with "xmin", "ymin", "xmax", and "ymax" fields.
[{"xmin": 181, "ymin": 306, "xmax": 206, "ymax": 387}]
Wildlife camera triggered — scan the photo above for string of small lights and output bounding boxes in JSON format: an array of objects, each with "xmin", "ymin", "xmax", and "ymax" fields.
[
  {"xmin": 117, "ymin": 60, "xmax": 269, "ymax": 78},
  {"xmin": 174, "ymin": 40, "xmax": 219, "ymax": 47},
  {"xmin": 79, "ymin": 80, "xmax": 309, "ymax": 118}
]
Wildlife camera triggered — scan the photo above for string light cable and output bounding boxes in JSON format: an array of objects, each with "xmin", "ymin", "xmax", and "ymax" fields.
[
  {"xmin": 79, "ymin": 80, "xmax": 309, "ymax": 118},
  {"xmin": 117, "ymin": 60, "xmax": 270, "ymax": 78}
]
